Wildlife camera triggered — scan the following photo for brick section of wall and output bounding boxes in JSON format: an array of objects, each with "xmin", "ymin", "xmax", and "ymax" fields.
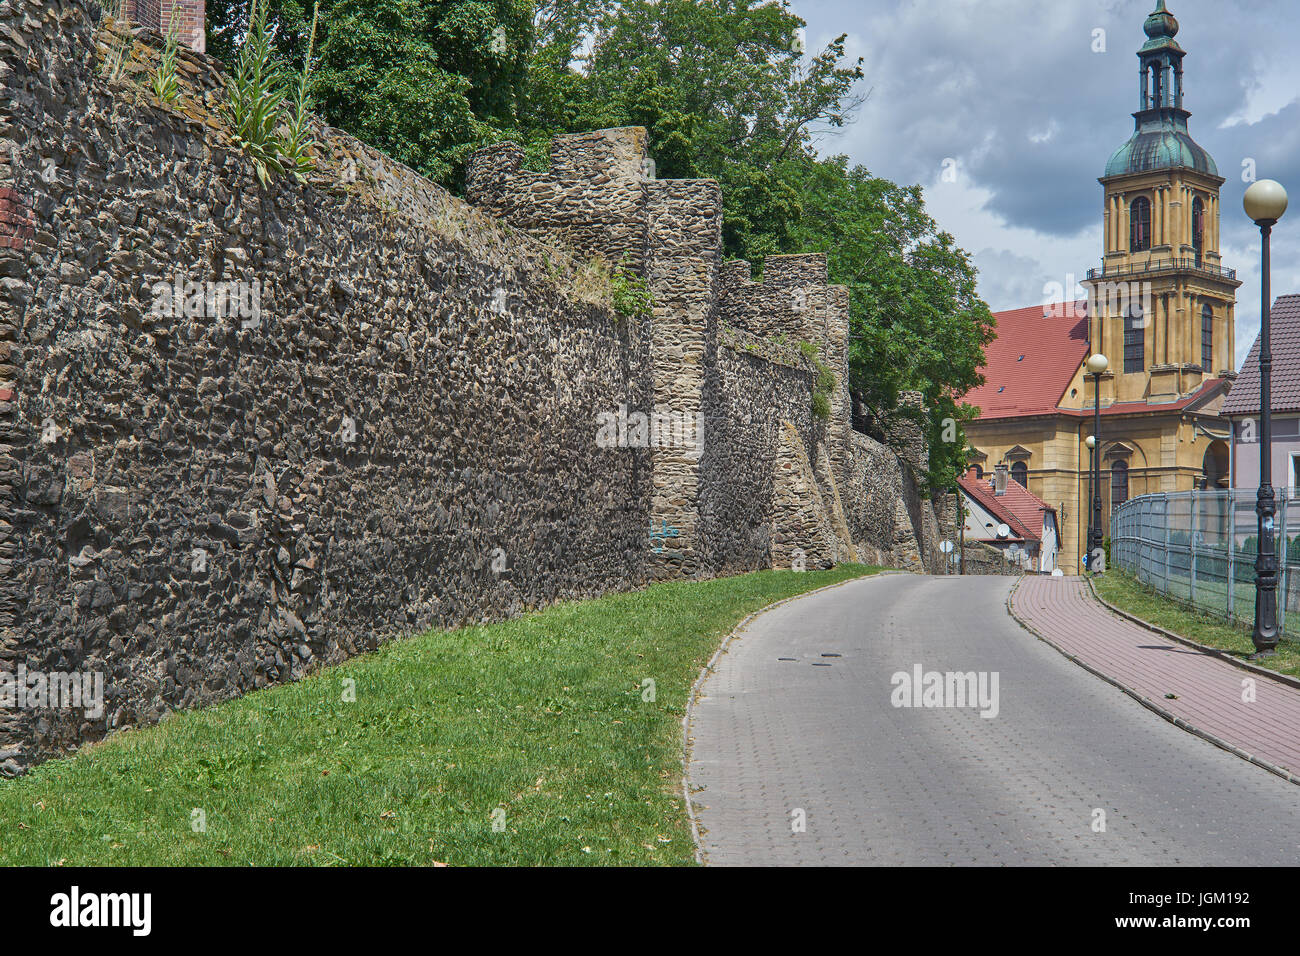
[
  {"xmin": 0, "ymin": 187, "xmax": 34, "ymax": 251},
  {"xmin": 124, "ymin": 0, "xmax": 205, "ymax": 52}
]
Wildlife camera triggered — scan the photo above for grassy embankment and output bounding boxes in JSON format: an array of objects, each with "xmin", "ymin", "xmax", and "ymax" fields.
[{"xmin": 0, "ymin": 565, "xmax": 879, "ymax": 866}]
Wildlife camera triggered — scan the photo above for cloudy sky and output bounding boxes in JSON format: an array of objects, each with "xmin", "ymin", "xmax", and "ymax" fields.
[{"xmin": 794, "ymin": 0, "xmax": 1300, "ymax": 369}]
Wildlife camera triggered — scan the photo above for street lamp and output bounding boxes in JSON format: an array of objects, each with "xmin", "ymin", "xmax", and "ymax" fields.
[
  {"xmin": 1086, "ymin": 353, "xmax": 1109, "ymax": 568},
  {"xmin": 1086, "ymin": 434, "xmax": 1096, "ymax": 569},
  {"xmin": 1244, "ymin": 178, "xmax": 1289, "ymax": 656}
]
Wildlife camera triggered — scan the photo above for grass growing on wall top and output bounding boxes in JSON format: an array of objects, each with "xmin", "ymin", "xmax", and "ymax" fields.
[
  {"xmin": 798, "ymin": 340, "xmax": 836, "ymax": 421},
  {"xmin": 0, "ymin": 565, "xmax": 879, "ymax": 866},
  {"xmin": 148, "ymin": 6, "xmax": 182, "ymax": 104}
]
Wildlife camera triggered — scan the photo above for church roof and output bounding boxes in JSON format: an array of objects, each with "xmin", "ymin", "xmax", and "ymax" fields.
[
  {"xmin": 1104, "ymin": 119, "xmax": 1218, "ymax": 178},
  {"xmin": 1221, "ymin": 295, "xmax": 1300, "ymax": 416},
  {"xmin": 965, "ymin": 301, "xmax": 1227, "ymax": 422},
  {"xmin": 964, "ymin": 302, "xmax": 1090, "ymax": 418},
  {"xmin": 1103, "ymin": 2, "xmax": 1218, "ymax": 179}
]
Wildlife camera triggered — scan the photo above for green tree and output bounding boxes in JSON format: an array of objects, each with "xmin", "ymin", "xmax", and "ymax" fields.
[
  {"xmin": 568, "ymin": 0, "xmax": 864, "ymax": 261},
  {"xmin": 207, "ymin": 0, "xmax": 533, "ymax": 184},
  {"xmin": 790, "ymin": 156, "xmax": 995, "ymax": 491}
]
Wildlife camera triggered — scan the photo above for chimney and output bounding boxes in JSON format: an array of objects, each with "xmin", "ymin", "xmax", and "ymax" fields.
[
  {"xmin": 123, "ymin": 0, "xmax": 207, "ymax": 53},
  {"xmin": 993, "ymin": 463, "xmax": 1009, "ymax": 496}
]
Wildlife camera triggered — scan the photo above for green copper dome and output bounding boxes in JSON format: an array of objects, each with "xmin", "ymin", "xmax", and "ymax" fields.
[
  {"xmin": 1104, "ymin": 116, "xmax": 1218, "ymax": 178},
  {"xmin": 1103, "ymin": 2, "xmax": 1218, "ymax": 180},
  {"xmin": 1142, "ymin": 0, "xmax": 1179, "ymax": 46}
]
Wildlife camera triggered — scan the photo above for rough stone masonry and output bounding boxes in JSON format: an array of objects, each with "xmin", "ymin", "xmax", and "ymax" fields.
[{"xmin": 0, "ymin": 0, "xmax": 941, "ymax": 774}]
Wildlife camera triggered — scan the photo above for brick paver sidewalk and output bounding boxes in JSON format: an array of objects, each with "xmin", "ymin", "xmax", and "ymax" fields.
[{"xmin": 1012, "ymin": 576, "xmax": 1300, "ymax": 780}]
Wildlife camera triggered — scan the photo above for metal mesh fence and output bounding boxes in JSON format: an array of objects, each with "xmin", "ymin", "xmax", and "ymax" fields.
[{"xmin": 1110, "ymin": 490, "xmax": 1300, "ymax": 638}]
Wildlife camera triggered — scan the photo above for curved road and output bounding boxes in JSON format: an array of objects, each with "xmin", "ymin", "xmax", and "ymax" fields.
[{"xmin": 688, "ymin": 574, "xmax": 1300, "ymax": 865}]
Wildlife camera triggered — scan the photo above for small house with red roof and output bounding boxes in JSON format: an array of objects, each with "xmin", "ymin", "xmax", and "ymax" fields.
[
  {"xmin": 958, "ymin": 465, "xmax": 1060, "ymax": 573},
  {"xmin": 958, "ymin": 2, "xmax": 1238, "ymax": 573}
]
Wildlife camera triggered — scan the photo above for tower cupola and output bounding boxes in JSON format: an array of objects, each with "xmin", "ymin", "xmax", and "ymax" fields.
[{"xmin": 1104, "ymin": 1, "xmax": 1214, "ymax": 178}]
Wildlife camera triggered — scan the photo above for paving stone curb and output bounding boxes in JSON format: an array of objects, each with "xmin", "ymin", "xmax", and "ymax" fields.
[
  {"xmin": 1006, "ymin": 578, "xmax": 1300, "ymax": 788},
  {"xmin": 1085, "ymin": 576, "xmax": 1300, "ymax": 691}
]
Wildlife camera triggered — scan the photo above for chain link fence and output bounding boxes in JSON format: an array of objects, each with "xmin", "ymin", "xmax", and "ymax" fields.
[{"xmin": 1110, "ymin": 490, "xmax": 1300, "ymax": 638}]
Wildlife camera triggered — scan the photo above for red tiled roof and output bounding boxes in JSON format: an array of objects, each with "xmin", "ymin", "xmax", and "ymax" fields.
[
  {"xmin": 965, "ymin": 300, "xmax": 1227, "ymax": 420},
  {"xmin": 964, "ymin": 302, "xmax": 1089, "ymax": 419},
  {"xmin": 958, "ymin": 474, "xmax": 1056, "ymax": 544},
  {"xmin": 1222, "ymin": 295, "xmax": 1300, "ymax": 416}
]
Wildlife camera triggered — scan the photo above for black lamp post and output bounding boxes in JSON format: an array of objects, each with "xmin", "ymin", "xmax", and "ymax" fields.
[
  {"xmin": 1244, "ymin": 179, "xmax": 1289, "ymax": 656},
  {"xmin": 1086, "ymin": 353, "xmax": 1109, "ymax": 567},
  {"xmin": 1086, "ymin": 433, "xmax": 1096, "ymax": 567}
]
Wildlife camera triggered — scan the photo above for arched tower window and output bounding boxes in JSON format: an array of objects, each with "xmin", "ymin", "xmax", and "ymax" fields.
[
  {"xmin": 1130, "ymin": 197, "xmax": 1151, "ymax": 252},
  {"xmin": 1193, "ymin": 196, "xmax": 1205, "ymax": 264},
  {"xmin": 1010, "ymin": 461, "xmax": 1028, "ymax": 487},
  {"xmin": 1124, "ymin": 305, "xmax": 1146, "ymax": 373},
  {"xmin": 1111, "ymin": 460, "xmax": 1129, "ymax": 507},
  {"xmin": 1201, "ymin": 303, "xmax": 1214, "ymax": 371}
]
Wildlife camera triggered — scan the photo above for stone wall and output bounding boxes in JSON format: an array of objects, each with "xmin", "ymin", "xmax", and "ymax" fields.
[
  {"xmin": 465, "ymin": 143, "xmax": 941, "ymax": 578},
  {"xmin": 0, "ymin": 2, "xmax": 659, "ymax": 773},
  {"xmin": 700, "ymin": 328, "xmax": 827, "ymax": 575},
  {"xmin": 959, "ymin": 541, "xmax": 1019, "ymax": 576},
  {"xmin": 0, "ymin": 0, "xmax": 941, "ymax": 774}
]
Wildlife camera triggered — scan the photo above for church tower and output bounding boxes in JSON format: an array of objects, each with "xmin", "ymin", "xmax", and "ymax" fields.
[{"xmin": 1085, "ymin": 0, "xmax": 1239, "ymax": 406}]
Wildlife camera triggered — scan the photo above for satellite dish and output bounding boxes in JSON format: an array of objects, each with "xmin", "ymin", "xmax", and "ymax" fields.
[
  {"xmin": 1051, "ymin": 568, "xmax": 1064, "ymax": 577},
  {"xmin": 996, "ymin": 523, "xmax": 1011, "ymax": 538}
]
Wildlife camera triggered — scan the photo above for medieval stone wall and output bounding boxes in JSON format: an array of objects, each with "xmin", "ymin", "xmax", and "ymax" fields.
[
  {"xmin": 699, "ymin": 330, "xmax": 821, "ymax": 575},
  {"xmin": 464, "ymin": 133, "xmax": 941, "ymax": 581},
  {"xmin": 0, "ymin": 0, "xmax": 941, "ymax": 774},
  {"xmin": 0, "ymin": 1, "xmax": 658, "ymax": 772}
]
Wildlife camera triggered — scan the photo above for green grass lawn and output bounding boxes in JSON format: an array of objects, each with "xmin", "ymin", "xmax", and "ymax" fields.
[
  {"xmin": 1134, "ymin": 565, "xmax": 1300, "ymax": 639},
  {"xmin": 0, "ymin": 564, "xmax": 878, "ymax": 867},
  {"xmin": 1093, "ymin": 568, "xmax": 1300, "ymax": 679}
]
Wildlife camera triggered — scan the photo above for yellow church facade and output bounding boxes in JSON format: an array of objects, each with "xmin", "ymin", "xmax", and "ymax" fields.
[{"xmin": 961, "ymin": 1, "xmax": 1238, "ymax": 574}]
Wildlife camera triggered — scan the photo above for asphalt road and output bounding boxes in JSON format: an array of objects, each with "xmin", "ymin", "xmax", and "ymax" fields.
[{"xmin": 687, "ymin": 573, "xmax": 1300, "ymax": 865}]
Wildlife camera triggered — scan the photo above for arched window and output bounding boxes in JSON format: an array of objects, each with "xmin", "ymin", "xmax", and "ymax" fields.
[
  {"xmin": 1111, "ymin": 460, "xmax": 1129, "ymax": 507},
  {"xmin": 1010, "ymin": 461, "xmax": 1028, "ymax": 487},
  {"xmin": 1192, "ymin": 196, "xmax": 1205, "ymax": 263},
  {"xmin": 971, "ymin": 464, "xmax": 984, "ymax": 479},
  {"xmin": 1130, "ymin": 197, "xmax": 1152, "ymax": 251},
  {"xmin": 1201, "ymin": 304, "xmax": 1214, "ymax": 371},
  {"xmin": 1124, "ymin": 305, "xmax": 1145, "ymax": 373}
]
